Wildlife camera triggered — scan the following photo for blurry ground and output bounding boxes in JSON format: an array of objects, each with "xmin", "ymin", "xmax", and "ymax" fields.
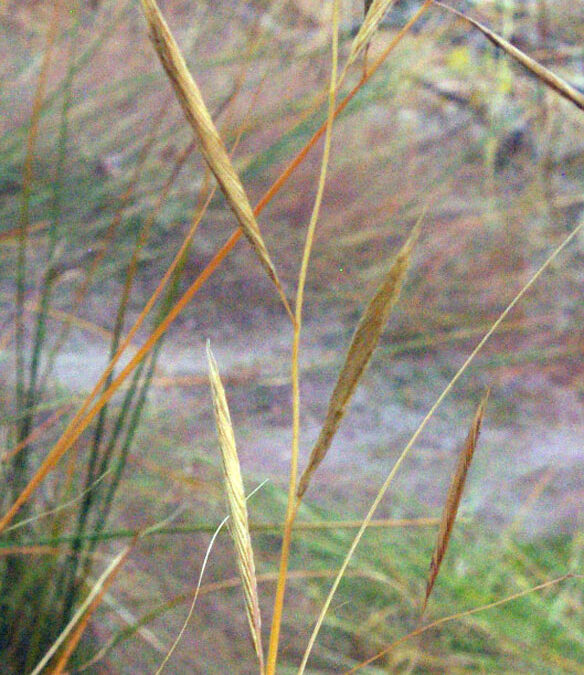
[{"xmin": 2, "ymin": 0, "xmax": 584, "ymax": 671}]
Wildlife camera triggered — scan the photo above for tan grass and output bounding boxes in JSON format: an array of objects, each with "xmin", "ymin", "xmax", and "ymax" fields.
[
  {"xmin": 346, "ymin": 0, "xmax": 398, "ymax": 73},
  {"xmin": 296, "ymin": 216, "xmax": 423, "ymax": 500},
  {"xmin": 206, "ymin": 342, "xmax": 264, "ymax": 673},
  {"xmin": 421, "ymin": 389, "xmax": 490, "ymax": 618},
  {"xmin": 266, "ymin": 2, "xmax": 340, "ymax": 668},
  {"xmin": 298, "ymin": 216, "xmax": 584, "ymax": 675},
  {"xmin": 0, "ymin": 0, "xmax": 436, "ymax": 540},
  {"xmin": 433, "ymin": 1, "xmax": 584, "ymax": 112},
  {"xmin": 139, "ymin": 0, "xmax": 292, "ymax": 321}
]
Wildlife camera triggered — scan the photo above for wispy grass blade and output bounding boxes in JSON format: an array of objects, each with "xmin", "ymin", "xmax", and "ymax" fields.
[
  {"xmin": 4, "ymin": 470, "xmax": 111, "ymax": 535},
  {"xmin": 206, "ymin": 342, "xmax": 264, "ymax": 673},
  {"xmin": 139, "ymin": 0, "xmax": 292, "ymax": 320},
  {"xmin": 297, "ymin": 216, "xmax": 423, "ymax": 500},
  {"xmin": 421, "ymin": 389, "xmax": 490, "ymax": 618},
  {"xmin": 1, "ymin": 404, "xmax": 71, "ymax": 463},
  {"xmin": 155, "ymin": 480, "xmax": 268, "ymax": 674},
  {"xmin": 433, "ymin": 1, "xmax": 584, "ymax": 112},
  {"xmin": 13, "ymin": 0, "xmax": 62, "ymax": 510},
  {"xmin": 31, "ymin": 510, "xmax": 181, "ymax": 675},
  {"xmin": 24, "ymin": 4, "xmax": 80, "ymax": 435}
]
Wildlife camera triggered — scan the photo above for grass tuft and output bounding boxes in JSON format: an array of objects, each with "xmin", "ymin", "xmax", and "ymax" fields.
[{"xmin": 1, "ymin": 1, "xmax": 583, "ymax": 672}]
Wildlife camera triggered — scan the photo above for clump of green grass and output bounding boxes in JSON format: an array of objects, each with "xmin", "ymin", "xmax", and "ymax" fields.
[{"xmin": 0, "ymin": 0, "xmax": 583, "ymax": 672}]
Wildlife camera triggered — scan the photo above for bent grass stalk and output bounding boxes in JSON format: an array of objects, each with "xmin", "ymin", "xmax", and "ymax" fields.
[{"xmin": 433, "ymin": 1, "xmax": 584, "ymax": 112}]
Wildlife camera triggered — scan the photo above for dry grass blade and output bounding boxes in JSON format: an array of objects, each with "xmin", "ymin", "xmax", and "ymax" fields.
[
  {"xmin": 298, "ymin": 217, "xmax": 584, "ymax": 675},
  {"xmin": 297, "ymin": 217, "xmax": 422, "ymax": 499},
  {"xmin": 139, "ymin": 0, "xmax": 291, "ymax": 319},
  {"xmin": 433, "ymin": 1, "xmax": 584, "ymax": 112},
  {"xmin": 206, "ymin": 342, "xmax": 264, "ymax": 673},
  {"xmin": 421, "ymin": 389, "xmax": 490, "ymax": 618}
]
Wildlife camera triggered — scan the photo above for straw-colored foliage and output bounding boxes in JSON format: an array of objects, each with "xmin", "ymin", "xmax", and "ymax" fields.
[
  {"xmin": 297, "ymin": 218, "xmax": 422, "ymax": 500},
  {"xmin": 139, "ymin": 0, "xmax": 291, "ymax": 318},
  {"xmin": 347, "ymin": 0, "xmax": 398, "ymax": 67},
  {"xmin": 434, "ymin": 1, "xmax": 584, "ymax": 112},
  {"xmin": 421, "ymin": 389, "xmax": 490, "ymax": 617},
  {"xmin": 207, "ymin": 342, "xmax": 264, "ymax": 672},
  {"xmin": 2, "ymin": 0, "xmax": 584, "ymax": 673}
]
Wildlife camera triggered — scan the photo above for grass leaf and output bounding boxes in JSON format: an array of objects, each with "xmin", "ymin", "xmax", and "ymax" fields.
[
  {"xmin": 30, "ymin": 544, "xmax": 134, "ymax": 675},
  {"xmin": 297, "ymin": 216, "xmax": 422, "ymax": 500},
  {"xmin": 421, "ymin": 389, "xmax": 490, "ymax": 617}
]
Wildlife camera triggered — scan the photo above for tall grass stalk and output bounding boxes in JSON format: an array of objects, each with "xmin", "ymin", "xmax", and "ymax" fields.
[{"xmin": 265, "ymin": 2, "xmax": 340, "ymax": 671}]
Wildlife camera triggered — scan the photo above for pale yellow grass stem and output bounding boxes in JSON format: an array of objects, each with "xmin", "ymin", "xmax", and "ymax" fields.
[{"xmin": 266, "ymin": 2, "xmax": 340, "ymax": 673}]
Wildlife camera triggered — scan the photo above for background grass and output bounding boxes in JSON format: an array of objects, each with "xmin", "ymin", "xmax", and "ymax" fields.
[{"xmin": 0, "ymin": 0, "xmax": 583, "ymax": 672}]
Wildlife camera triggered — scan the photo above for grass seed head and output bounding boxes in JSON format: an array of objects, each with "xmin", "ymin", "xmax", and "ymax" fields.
[
  {"xmin": 297, "ymin": 217, "xmax": 422, "ymax": 500},
  {"xmin": 206, "ymin": 342, "xmax": 264, "ymax": 672}
]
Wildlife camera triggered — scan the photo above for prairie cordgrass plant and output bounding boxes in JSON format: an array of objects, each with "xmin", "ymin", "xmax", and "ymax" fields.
[{"xmin": 1, "ymin": 0, "xmax": 583, "ymax": 672}]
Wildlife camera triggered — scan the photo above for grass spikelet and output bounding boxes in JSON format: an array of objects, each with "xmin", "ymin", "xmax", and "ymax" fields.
[
  {"xmin": 139, "ymin": 0, "xmax": 291, "ymax": 319},
  {"xmin": 206, "ymin": 341, "xmax": 264, "ymax": 673},
  {"xmin": 297, "ymin": 215, "xmax": 423, "ymax": 500},
  {"xmin": 433, "ymin": 1, "xmax": 584, "ymax": 112},
  {"xmin": 421, "ymin": 389, "xmax": 490, "ymax": 618},
  {"xmin": 348, "ymin": 0, "xmax": 398, "ymax": 67}
]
